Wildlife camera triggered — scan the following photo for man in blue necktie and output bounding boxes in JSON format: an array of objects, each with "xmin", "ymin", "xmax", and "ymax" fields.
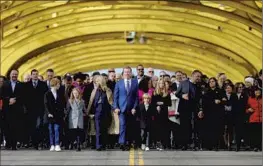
[{"xmin": 113, "ymin": 66, "xmax": 139, "ymax": 151}]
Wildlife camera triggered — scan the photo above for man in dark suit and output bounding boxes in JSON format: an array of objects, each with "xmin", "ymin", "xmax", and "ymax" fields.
[
  {"xmin": 176, "ymin": 70, "xmax": 203, "ymax": 151},
  {"xmin": 1, "ymin": 69, "xmax": 24, "ymax": 150},
  {"xmin": 113, "ymin": 66, "xmax": 139, "ymax": 150},
  {"xmin": 171, "ymin": 71, "xmax": 183, "ymax": 92},
  {"xmin": 45, "ymin": 69, "xmax": 55, "ymax": 89},
  {"xmin": 24, "ymin": 69, "xmax": 48, "ymax": 150},
  {"xmin": 135, "ymin": 64, "xmax": 149, "ymax": 84}
]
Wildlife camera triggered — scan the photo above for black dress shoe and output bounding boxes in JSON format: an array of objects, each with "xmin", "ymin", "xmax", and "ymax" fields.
[
  {"xmin": 5, "ymin": 146, "xmax": 11, "ymax": 150},
  {"xmin": 12, "ymin": 147, "xmax": 17, "ymax": 150},
  {"xmin": 192, "ymin": 147, "xmax": 198, "ymax": 151},
  {"xmin": 253, "ymin": 148, "xmax": 259, "ymax": 152},
  {"xmin": 235, "ymin": 147, "xmax": 240, "ymax": 152},
  {"xmin": 24, "ymin": 144, "xmax": 29, "ymax": 148},
  {"xmin": 77, "ymin": 147, "xmax": 81, "ymax": 152},
  {"xmin": 125, "ymin": 145, "xmax": 130, "ymax": 151},
  {"xmin": 120, "ymin": 145, "xmax": 125, "ymax": 151},
  {"xmin": 181, "ymin": 146, "xmax": 187, "ymax": 151}
]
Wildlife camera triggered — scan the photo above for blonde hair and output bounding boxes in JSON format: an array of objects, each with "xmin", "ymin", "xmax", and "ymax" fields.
[
  {"xmin": 96, "ymin": 75, "xmax": 108, "ymax": 91},
  {"xmin": 50, "ymin": 78, "xmax": 60, "ymax": 87},
  {"xmin": 143, "ymin": 93, "xmax": 151, "ymax": 99},
  {"xmin": 69, "ymin": 88, "xmax": 82, "ymax": 102},
  {"xmin": 154, "ymin": 79, "xmax": 168, "ymax": 97}
]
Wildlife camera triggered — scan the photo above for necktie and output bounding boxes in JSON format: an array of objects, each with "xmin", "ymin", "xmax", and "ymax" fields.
[
  {"xmin": 33, "ymin": 81, "xmax": 37, "ymax": 88},
  {"xmin": 47, "ymin": 81, "xmax": 50, "ymax": 88},
  {"xmin": 126, "ymin": 80, "xmax": 130, "ymax": 93}
]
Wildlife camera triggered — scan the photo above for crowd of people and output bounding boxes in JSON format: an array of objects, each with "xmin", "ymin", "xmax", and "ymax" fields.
[{"xmin": 0, "ymin": 65, "xmax": 262, "ymax": 152}]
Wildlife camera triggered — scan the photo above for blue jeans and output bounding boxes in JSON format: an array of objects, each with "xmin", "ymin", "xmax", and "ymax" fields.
[{"xmin": 48, "ymin": 123, "xmax": 60, "ymax": 146}]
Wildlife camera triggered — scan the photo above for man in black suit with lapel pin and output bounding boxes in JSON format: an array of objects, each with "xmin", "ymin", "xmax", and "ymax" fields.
[
  {"xmin": 2, "ymin": 69, "xmax": 24, "ymax": 150},
  {"xmin": 24, "ymin": 69, "xmax": 48, "ymax": 150}
]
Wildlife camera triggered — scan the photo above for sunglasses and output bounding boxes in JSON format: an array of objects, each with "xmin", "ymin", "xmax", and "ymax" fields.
[
  {"xmin": 138, "ymin": 69, "xmax": 144, "ymax": 71},
  {"xmin": 160, "ymin": 75, "xmax": 165, "ymax": 77},
  {"xmin": 108, "ymin": 71, "xmax": 115, "ymax": 73},
  {"xmin": 148, "ymin": 71, "xmax": 154, "ymax": 73}
]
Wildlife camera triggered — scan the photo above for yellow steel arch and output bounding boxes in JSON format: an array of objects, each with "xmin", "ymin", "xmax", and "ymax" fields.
[
  {"xmin": 46, "ymin": 56, "xmax": 233, "ymax": 82},
  {"xmin": 48, "ymin": 61, "xmax": 195, "ymax": 80},
  {"xmin": 40, "ymin": 56, "xmax": 215, "ymax": 79},
  {"xmin": 2, "ymin": 9, "xmax": 261, "ymax": 48},
  {"xmin": 20, "ymin": 52, "xmax": 244, "ymax": 83},
  {"xmin": 19, "ymin": 33, "xmax": 249, "ymax": 65},
  {"xmin": 20, "ymin": 50, "xmax": 233, "ymax": 77},
  {"xmin": 1, "ymin": 0, "xmax": 262, "ymax": 81},
  {"xmin": 2, "ymin": 1, "xmax": 261, "ymax": 31},
  {"xmin": 18, "ymin": 41, "xmax": 251, "ymax": 78},
  {"xmin": 1, "ymin": 19, "xmax": 261, "ymax": 76}
]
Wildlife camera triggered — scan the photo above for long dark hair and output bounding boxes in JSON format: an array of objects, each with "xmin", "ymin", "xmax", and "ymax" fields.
[
  {"xmin": 234, "ymin": 82, "xmax": 245, "ymax": 93},
  {"xmin": 251, "ymin": 87, "xmax": 262, "ymax": 99},
  {"xmin": 208, "ymin": 77, "xmax": 219, "ymax": 88},
  {"xmin": 139, "ymin": 77, "xmax": 151, "ymax": 93}
]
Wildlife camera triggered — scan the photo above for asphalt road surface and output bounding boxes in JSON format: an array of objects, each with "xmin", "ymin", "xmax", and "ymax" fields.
[{"xmin": 1, "ymin": 149, "xmax": 262, "ymax": 165}]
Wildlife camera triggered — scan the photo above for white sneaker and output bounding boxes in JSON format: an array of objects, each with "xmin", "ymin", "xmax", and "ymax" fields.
[
  {"xmin": 145, "ymin": 147, "xmax": 150, "ymax": 151},
  {"xmin": 141, "ymin": 144, "xmax": 146, "ymax": 150},
  {"xmin": 50, "ymin": 145, "xmax": 55, "ymax": 151},
  {"xmin": 55, "ymin": 145, "xmax": 61, "ymax": 152}
]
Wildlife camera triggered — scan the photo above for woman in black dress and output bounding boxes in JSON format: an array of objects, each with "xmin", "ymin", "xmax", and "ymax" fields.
[
  {"xmin": 202, "ymin": 77, "xmax": 225, "ymax": 151},
  {"xmin": 151, "ymin": 79, "xmax": 171, "ymax": 151}
]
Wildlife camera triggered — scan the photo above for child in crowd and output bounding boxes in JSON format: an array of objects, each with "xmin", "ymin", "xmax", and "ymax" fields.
[
  {"xmin": 67, "ymin": 88, "xmax": 86, "ymax": 151},
  {"xmin": 139, "ymin": 93, "xmax": 154, "ymax": 151},
  {"xmin": 44, "ymin": 78, "xmax": 65, "ymax": 152}
]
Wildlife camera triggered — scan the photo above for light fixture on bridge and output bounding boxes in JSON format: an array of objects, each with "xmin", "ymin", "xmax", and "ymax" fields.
[
  {"xmin": 52, "ymin": 12, "xmax": 57, "ymax": 18},
  {"xmin": 125, "ymin": 31, "xmax": 136, "ymax": 44}
]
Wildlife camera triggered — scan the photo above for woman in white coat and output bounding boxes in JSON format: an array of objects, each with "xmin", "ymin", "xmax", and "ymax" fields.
[{"xmin": 67, "ymin": 88, "xmax": 86, "ymax": 151}]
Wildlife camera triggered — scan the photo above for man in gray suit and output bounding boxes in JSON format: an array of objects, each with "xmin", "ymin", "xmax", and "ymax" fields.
[{"xmin": 176, "ymin": 70, "xmax": 203, "ymax": 151}]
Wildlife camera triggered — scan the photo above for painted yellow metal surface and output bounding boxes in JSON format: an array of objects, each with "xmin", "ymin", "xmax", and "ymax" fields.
[{"xmin": 0, "ymin": 1, "xmax": 262, "ymax": 82}]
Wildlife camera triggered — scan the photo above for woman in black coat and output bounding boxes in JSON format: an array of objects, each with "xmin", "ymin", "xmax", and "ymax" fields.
[
  {"xmin": 202, "ymin": 77, "xmax": 225, "ymax": 151},
  {"xmin": 44, "ymin": 78, "xmax": 66, "ymax": 152},
  {"xmin": 233, "ymin": 82, "xmax": 248, "ymax": 151},
  {"xmin": 151, "ymin": 79, "xmax": 171, "ymax": 151},
  {"xmin": 222, "ymin": 83, "xmax": 238, "ymax": 151}
]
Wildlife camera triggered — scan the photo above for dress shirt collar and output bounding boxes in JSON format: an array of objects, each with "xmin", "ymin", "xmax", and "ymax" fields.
[{"xmin": 51, "ymin": 87, "xmax": 57, "ymax": 93}]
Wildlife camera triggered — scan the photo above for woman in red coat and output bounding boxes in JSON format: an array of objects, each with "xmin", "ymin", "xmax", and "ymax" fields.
[{"xmin": 246, "ymin": 88, "xmax": 262, "ymax": 152}]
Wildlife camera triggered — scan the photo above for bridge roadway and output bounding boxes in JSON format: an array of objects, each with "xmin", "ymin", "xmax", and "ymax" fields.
[{"xmin": 1, "ymin": 148, "xmax": 262, "ymax": 165}]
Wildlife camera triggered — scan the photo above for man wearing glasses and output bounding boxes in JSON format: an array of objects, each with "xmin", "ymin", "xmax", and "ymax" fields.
[
  {"xmin": 147, "ymin": 68, "xmax": 155, "ymax": 77},
  {"xmin": 159, "ymin": 71, "xmax": 166, "ymax": 79},
  {"xmin": 136, "ymin": 64, "xmax": 148, "ymax": 84}
]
